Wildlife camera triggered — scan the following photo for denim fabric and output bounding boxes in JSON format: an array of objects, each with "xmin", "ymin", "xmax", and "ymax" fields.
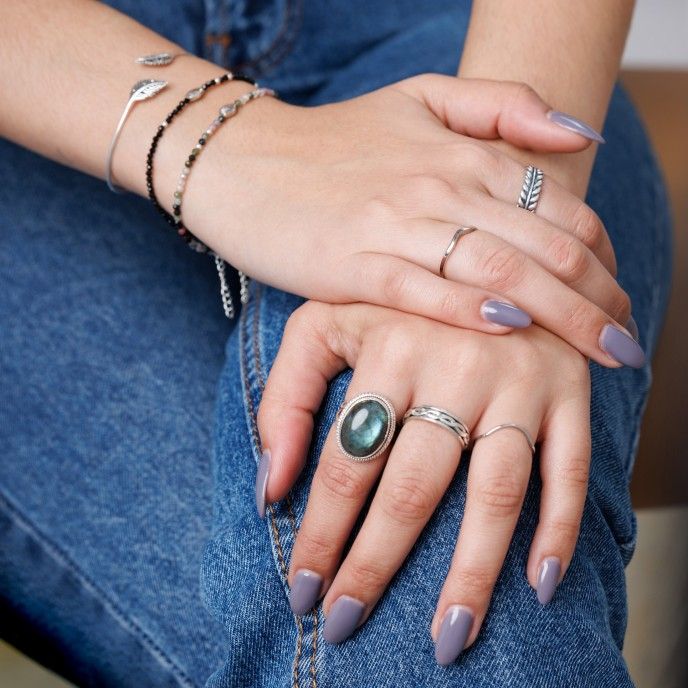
[{"xmin": 0, "ymin": 1, "xmax": 672, "ymax": 687}]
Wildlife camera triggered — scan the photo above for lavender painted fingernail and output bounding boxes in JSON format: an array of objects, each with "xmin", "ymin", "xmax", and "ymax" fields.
[
  {"xmin": 434, "ymin": 605, "xmax": 474, "ymax": 666},
  {"xmin": 289, "ymin": 569, "xmax": 323, "ymax": 615},
  {"xmin": 600, "ymin": 324, "xmax": 646, "ymax": 368},
  {"xmin": 536, "ymin": 556, "xmax": 561, "ymax": 605},
  {"xmin": 480, "ymin": 300, "xmax": 532, "ymax": 328},
  {"xmin": 626, "ymin": 315, "xmax": 639, "ymax": 342},
  {"xmin": 323, "ymin": 595, "xmax": 365, "ymax": 644},
  {"xmin": 547, "ymin": 110, "xmax": 605, "ymax": 144},
  {"xmin": 255, "ymin": 449, "xmax": 270, "ymax": 518}
]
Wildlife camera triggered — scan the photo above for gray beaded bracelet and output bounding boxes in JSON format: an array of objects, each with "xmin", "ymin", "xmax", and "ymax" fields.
[{"xmin": 172, "ymin": 86, "xmax": 276, "ymax": 319}]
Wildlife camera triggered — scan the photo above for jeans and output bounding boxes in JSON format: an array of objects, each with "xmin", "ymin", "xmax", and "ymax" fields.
[{"xmin": 0, "ymin": 0, "xmax": 672, "ymax": 686}]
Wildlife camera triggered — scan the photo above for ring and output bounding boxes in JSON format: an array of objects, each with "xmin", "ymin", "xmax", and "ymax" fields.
[
  {"xmin": 517, "ymin": 165, "xmax": 544, "ymax": 213},
  {"xmin": 470, "ymin": 423, "xmax": 536, "ymax": 454},
  {"xmin": 402, "ymin": 405, "xmax": 470, "ymax": 448},
  {"xmin": 439, "ymin": 226, "xmax": 477, "ymax": 278},
  {"xmin": 336, "ymin": 393, "xmax": 397, "ymax": 462}
]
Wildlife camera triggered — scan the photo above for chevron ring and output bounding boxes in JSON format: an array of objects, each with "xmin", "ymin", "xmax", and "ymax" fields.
[{"xmin": 517, "ymin": 165, "xmax": 544, "ymax": 213}]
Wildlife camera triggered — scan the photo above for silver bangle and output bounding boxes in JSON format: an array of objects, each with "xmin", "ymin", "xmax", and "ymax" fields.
[
  {"xmin": 135, "ymin": 52, "xmax": 186, "ymax": 67},
  {"xmin": 105, "ymin": 79, "xmax": 167, "ymax": 193}
]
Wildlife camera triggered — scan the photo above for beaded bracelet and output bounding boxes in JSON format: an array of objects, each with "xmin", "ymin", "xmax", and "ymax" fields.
[
  {"xmin": 172, "ymin": 86, "xmax": 276, "ymax": 318},
  {"xmin": 145, "ymin": 71, "xmax": 256, "ymax": 251}
]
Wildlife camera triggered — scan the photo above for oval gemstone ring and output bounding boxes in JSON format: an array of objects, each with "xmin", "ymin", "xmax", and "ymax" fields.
[{"xmin": 336, "ymin": 393, "xmax": 397, "ymax": 462}]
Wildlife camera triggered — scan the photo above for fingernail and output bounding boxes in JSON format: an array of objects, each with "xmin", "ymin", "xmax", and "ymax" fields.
[
  {"xmin": 536, "ymin": 556, "xmax": 561, "ymax": 605},
  {"xmin": 547, "ymin": 110, "xmax": 605, "ymax": 144},
  {"xmin": 626, "ymin": 315, "xmax": 639, "ymax": 342},
  {"xmin": 255, "ymin": 449, "xmax": 270, "ymax": 518},
  {"xmin": 480, "ymin": 300, "xmax": 532, "ymax": 328},
  {"xmin": 599, "ymin": 323, "xmax": 646, "ymax": 368},
  {"xmin": 323, "ymin": 595, "xmax": 365, "ymax": 644},
  {"xmin": 289, "ymin": 569, "xmax": 323, "ymax": 616},
  {"xmin": 434, "ymin": 605, "xmax": 474, "ymax": 666}
]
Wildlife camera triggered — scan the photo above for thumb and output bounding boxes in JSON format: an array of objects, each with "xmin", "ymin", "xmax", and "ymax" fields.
[
  {"xmin": 399, "ymin": 74, "xmax": 604, "ymax": 151},
  {"xmin": 255, "ymin": 302, "xmax": 349, "ymax": 517}
]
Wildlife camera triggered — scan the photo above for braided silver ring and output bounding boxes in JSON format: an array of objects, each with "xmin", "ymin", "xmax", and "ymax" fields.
[
  {"xmin": 517, "ymin": 165, "xmax": 544, "ymax": 213},
  {"xmin": 402, "ymin": 405, "xmax": 470, "ymax": 448},
  {"xmin": 470, "ymin": 423, "xmax": 536, "ymax": 454},
  {"xmin": 439, "ymin": 226, "xmax": 477, "ymax": 278}
]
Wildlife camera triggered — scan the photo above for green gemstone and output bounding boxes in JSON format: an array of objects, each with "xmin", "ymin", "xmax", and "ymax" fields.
[{"xmin": 340, "ymin": 399, "xmax": 390, "ymax": 458}]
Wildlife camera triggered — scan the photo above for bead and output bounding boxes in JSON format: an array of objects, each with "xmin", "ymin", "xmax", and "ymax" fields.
[{"xmin": 339, "ymin": 398, "xmax": 392, "ymax": 460}]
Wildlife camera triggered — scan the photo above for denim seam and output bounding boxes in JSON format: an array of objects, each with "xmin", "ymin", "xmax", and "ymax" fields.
[
  {"xmin": 231, "ymin": 0, "xmax": 303, "ymax": 76},
  {"xmin": 239, "ymin": 284, "xmax": 314, "ymax": 688},
  {"xmin": 0, "ymin": 489, "xmax": 196, "ymax": 688}
]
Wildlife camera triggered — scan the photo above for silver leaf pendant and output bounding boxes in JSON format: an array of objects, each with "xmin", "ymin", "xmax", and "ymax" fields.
[
  {"xmin": 130, "ymin": 79, "xmax": 168, "ymax": 102},
  {"xmin": 135, "ymin": 52, "xmax": 176, "ymax": 66}
]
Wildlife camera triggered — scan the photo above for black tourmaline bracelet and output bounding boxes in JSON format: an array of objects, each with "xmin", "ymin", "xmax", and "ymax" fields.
[{"xmin": 145, "ymin": 71, "xmax": 256, "ymax": 251}]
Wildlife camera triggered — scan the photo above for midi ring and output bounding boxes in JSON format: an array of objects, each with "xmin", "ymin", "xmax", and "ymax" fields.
[
  {"xmin": 402, "ymin": 405, "xmax": 470, "ymax": 448},
  {"xmin": 439, "ymin": 226, "xmax": 477, "ymax": 278},
  {"xmin": 470, "ymin": 423, "xmax": 536, "ymax": 454},
  {"xmin": 517, "ymin": 165, "xmax": 544, "ymax": 213},
  {"xmin": 336, "ymin": 393, "xmax": 397, "ymax": 462}
]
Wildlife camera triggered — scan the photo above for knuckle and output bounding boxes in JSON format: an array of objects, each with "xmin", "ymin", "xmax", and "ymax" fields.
[
  {"xmin": 374, "ymin": 323, "xmax": 418, "ymax": 368},
  {"xmin": 380, "ymin": 265, "xmax": 410, "ymax": 305},
  {"xmin": 609, "ymin": 288, "xmax": 632, "ymax": 324},
  {"xmin": 560, "ymin": 297, "xmax": 595, "ymax": 335},
  {"xmin": 475, "ymin": 243, "xmax": 528, "ymax": 293},
  {"xmin": 473, "ymin": 468, "xmax": 524, "ymax": 517},
  {"xmin": 319, "ymin": 458, "xmax": 369, "ymax": 501},
  {"xmin": 548, "ymin": 234, "xmax": 590, "ymax": 284},
  {"xmin": 297, "ymin": 529, "xmax": 341, "ymax": 566},
  {"xmin": 346, "ymin": 559, "xmax": 389, "ymax": 592},
  {"xmin": 558, "ymin": 457, "xmax": 590, "ymax": 489},
  {"xmin": 548, "ymin": 518, "xmax": 581, "ymax": 544},
  {"xmin": 572, "ymin": 203, "xmax": 605, "ymax": 250},
  {"xmin": 380, "ymin": 473, "xmax": 437, "ymax": 525},
  {"xmin": 437, "ymin": 287, "xmax": 466, "ymax": 322},
  {"xmin": 450, "ymin": 566, "xmax": 495, "ymax": 600}
]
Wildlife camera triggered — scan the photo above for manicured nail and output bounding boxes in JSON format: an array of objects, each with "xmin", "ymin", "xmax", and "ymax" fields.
[
  {"xmin": 626, "ymin": 315, "xmax": 639, "ymax": 342},
  {"xmin": 255, "ymin": 449, "xmax": 270, "ymax": 518},
  {"xmin": 600, "ymin": 323, "xmax": 646, "ymax": 368},
  {"xmin": 547, "ymin": 110, "xmax": 605, "ymax": 144},
  {"xmin": 289, "ymin": 569, "xmax": 323, "ymax": 616},
  {"xmin": 480, "ymin": 300, "xmax": 532, "ymax": 328},
  {"xmin": 536, "ymin": 556, "xmax": 561, "ymax": 605},
  {"xmin": 434, "ymin": 605, "xmax": 474, "ymax": 666},
  {"xmin": 323, "ymin": 595, "xmax": 365, "ymax": 644}
]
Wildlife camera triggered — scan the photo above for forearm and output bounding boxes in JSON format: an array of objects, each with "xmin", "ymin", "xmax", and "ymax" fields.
[
  {"xmin": 0, "ymin": 0, "xmax": 251, "ymax": 203},
  {"xmin": 458, "ymin": 0, "xmax": 635, "ymax": 196}
]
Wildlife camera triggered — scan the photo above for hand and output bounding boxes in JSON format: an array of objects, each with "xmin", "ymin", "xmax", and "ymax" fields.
[
  {"xmin": 184, "ymin": 75, "xmax": 642, "ymax": 369},
  {"xmin": 257, "ymin": 300, "xmax": 592, "ymax": 664}
]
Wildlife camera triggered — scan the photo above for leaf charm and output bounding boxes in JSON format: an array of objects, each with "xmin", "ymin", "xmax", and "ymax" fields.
[
  {"xmin": 135, "ymin": 52, "xmax": 175, "ymax": 66},
  {"xmin": 129, "ymin": 79, "xmax": 167, "ymax": 102},
  {"xmin": 517, "ymin": 165, "xmax": 543, "ymax": 212}
]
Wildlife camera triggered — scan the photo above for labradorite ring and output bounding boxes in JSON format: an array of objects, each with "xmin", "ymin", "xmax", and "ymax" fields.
[
  {"xmin": 336, "ymin": 393, "xmax": 397, "ymax": 462},
  {"xmin": 402, "ymin": 405, "xmax": 470, "ymax": 448}
]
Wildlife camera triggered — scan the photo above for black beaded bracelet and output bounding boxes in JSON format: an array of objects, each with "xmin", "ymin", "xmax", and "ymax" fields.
[{"xmin": 145, "ymin": 71, "xmax": 256, "ymax": 251}]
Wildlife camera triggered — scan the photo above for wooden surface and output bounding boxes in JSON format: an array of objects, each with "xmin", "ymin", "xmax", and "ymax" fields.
[{"xmin": 621, "ymin": 71, "xmax": 688, "ymax": 508}]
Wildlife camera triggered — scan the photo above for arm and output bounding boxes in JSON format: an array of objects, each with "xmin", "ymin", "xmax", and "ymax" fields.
[{"xmin": 458, "ymin": 0, "xmax": 635, "ymax": 197}]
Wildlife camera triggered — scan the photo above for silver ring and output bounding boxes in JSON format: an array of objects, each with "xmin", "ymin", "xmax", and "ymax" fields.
[
  {"xmin": 517, "ymin": 165, "xmax": 544, "ymax": 213},
  {"xmin": 470, "ymin": 423, "xmax": 536, "ymax": 454},
  {"xmin": 336, "ymin": 393, "xmax": 397, "ymax": 462},
  {"xmin": 439, "ymin": 226, "xmax": 477, "ymax": 278},
  {"xmin": 402, "ymin": 405, "xmax": 470, "ymax": 448}
]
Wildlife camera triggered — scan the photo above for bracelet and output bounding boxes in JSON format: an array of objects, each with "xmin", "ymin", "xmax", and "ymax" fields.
[
  {"xmin": 106, "ymin": 79, "xmax": 168, "ymax": 193},
  {"xmin": 145, "ymin": 71, "xmax": 257, "ymax": 250},
  {"xmin": 172, "ymin": 86, "xmax": 276, "ymax": 318}
]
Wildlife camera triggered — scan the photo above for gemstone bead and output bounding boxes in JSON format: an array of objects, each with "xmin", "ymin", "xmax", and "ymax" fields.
[{"xmin": 339, "ymin": 399, "xmax": 391, "ymax": 459}]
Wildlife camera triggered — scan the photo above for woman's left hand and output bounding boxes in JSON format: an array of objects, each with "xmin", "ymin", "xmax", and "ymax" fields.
[{"xmin": 257, "ymin": 300, "xmax": 592, "ymax": 663}]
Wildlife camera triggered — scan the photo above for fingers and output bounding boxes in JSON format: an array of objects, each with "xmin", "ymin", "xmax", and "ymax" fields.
[
  {"xmin": 349, "ymin": 252, "xmax": 532, "ymax": 333},
  {"xmin": 398, "ymin": 74, "xmax": 603, "ymax": 151},
  {"xmin": 432, "ymin": 399, "xmax": 542, "ymax": 665},
  {"xmin": 389, "ymin": 224, "xmax": 641, "ymax": 368},
  {"xmin": 527, "ymin": 379, "xmax": 591, "ymax": 605},
  {"xmin": 286, "ymin": 349, "xmax": 412, "ymax": 616},
  {"xmin": 321, "ymin": 403, "xmax": 481, "ymax": 643}
]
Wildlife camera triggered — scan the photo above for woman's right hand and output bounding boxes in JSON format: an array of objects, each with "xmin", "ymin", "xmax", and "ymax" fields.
[{"xmin": 185, "ymin": 75, "xmax": 642, "ymax": 368}]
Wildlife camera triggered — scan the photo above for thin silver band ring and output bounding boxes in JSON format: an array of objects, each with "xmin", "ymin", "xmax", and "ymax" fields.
[
  {"xmin": 439, "ymin": 226, "xmax": 477, "ymax": 278},
  {"xmin": 517, "ymin": 165, "xmax": 544, "ymax": 213},
  {"xmin": 402, "ymin": 405, "xmax": 470, "ymax": 448},
  {"xmin": 471, "ymin": 423, "xmax": 536, "ymax": 454}
]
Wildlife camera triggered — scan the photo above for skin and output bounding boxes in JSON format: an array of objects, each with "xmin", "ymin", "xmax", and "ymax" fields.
[
  {"xmin": 0, "ymin": 1, "xmax": 636, "ymax": 368},
  {"xmin": 258, "ymin": 300, "xmax": 592, "ymax": 650}
]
